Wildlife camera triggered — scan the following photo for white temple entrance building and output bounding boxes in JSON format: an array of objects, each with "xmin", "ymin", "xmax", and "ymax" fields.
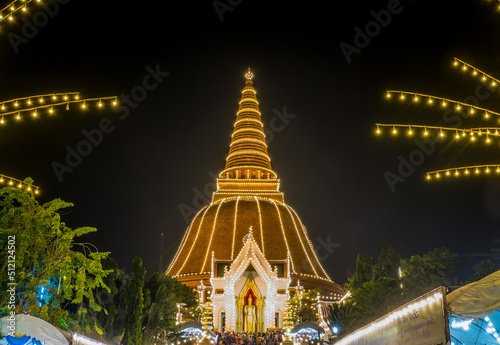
[{"xmin": 211, "ymin": 228, "xmax": 291, "ymax": 332}]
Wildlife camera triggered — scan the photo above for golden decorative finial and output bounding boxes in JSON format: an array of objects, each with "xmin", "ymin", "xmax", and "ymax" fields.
[{"xmin": 245, "ymin": 67, "xmax": 254, "ymax": 81}]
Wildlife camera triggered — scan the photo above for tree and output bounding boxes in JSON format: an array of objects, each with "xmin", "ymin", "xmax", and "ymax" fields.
[
  {"xmin": 345, "ymin": 254, "xmax": 373, "ymax": 291},
  {"xmin": 373, "ymin": 246, "xmax": 400, "ymax": 280},
  {"xmin": 469, "ymin": 258, "xmax": 497, "ymax": 282},
  {"xmin": 141, "ymin": 273, "xmax": 197, "ymax": 345},
  {"xmin": 401, "ymin": 247, "xmax": 456, "ymax": 299},
  {"xmin": 122, "ymin": 257, "xmax": 145, "ymax": 345},
  {"xmin": 0, "ymin": 181, "xmax": 111, "ymax": 330},
  {"xmin": 285, "ymin": 289, "xmax": 325, "ymax": 324},
  {"xmin": 95, "ymin": 257, "xmax": 129, "ymax": 339}
]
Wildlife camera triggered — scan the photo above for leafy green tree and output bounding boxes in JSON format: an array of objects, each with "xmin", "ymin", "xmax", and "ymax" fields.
[
  {"xmin": 401, "ymin": 247, "xmax": 456, "ymax": 299},
  {"xmin": 122, "ymin": 257, "xmax": 145, "ymax": 345},
  {"xmin": 325, "ymin": 301, "xmax": 352, "ymax": 337},
  {"xmin": 0, "ymin": 181, "xmax": 111, "ymax": 329},
  {"xmin": 95, "ymin": 257, "xmax": 129, "ymax": 339},
  {"xmin": 373, "ymin": 246, "xmax": 400, "ymax": 280},
  {"xmin": 141, "ymin": 273, "xmax": 197, "ymax": 345},
  {"xmin": 346, "ymin": 254, "xmax": 373, "ymax": 290},
  {"xmin": 285, "ymin": 289, "xmax": 326, "ymax": 324},
  {"xmin": 469, "ymin": 258, "xmax": 497, "ymax": 282}
]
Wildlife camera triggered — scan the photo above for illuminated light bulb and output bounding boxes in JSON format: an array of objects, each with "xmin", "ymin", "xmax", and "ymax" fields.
[
  {"xmin": 8, "ymin": 15, "xmax": 12, "ymax": 21},
  {"xmin": 493, "ymin": 81, "xmax": 497, "ymax": 87},
  {"xmin": 446, "ymin": 170, "xmax": 450, "ymax": 176},
  {"xmin": 440, "ymin": 130, "xmax": 444, "ymax": 137},
  {"xmin": 16, "ymin": 113, "xmax": 20, "ymax": 120},
  {"xmin": 487, "ymin": 136, "xmax": 491, "ymax": 143},
  {"xmin": 408, "ymin": 127, "xmax": 413, "ymax": 135},
  {"xmin": 496, "ymin": 167, "xmax": 500, "ymax": 173},
  {"xmin": 9, "ymin": 180, "xmax": 13, "ymax": 185},
  {"xmin": 386, "ymin": 92, "xmax": 391, "ymax": 98},
  {"xmin": 471, "ymin": 135, "xmax": 476, "ymax": 141},
  {"xmin": 485, "ymin": 112, "xmax": 490, "ymax": 118},
  {"xmin": 436, "ymin": 172, "xmax": 440, "ymax": 178},
  {"xmin": 0, "ymin": 117, "xmax": 4, "ymax": 124},
  {"xmin": 473, "ymin": 70, "xmax": 477, "ymax": 76},
  {"xmin": 428, "ymin": 98, "xmax": 433, "ymax": 104},
  {"xmin": 17, "ymin": 183, "xmax": 22, "ymax": 188},
  {"xmin": 10, "ymin": 6, "xmax": 14, "ymax": 10},
  {"xmin": 455, "ymin": 132, "xmax": 460, "ymax": 139},
  {"xmin": 462, "ymin": 65, "xmax": 467, "ymax": 71},
  {"xmin": 442, "ymin": 101, "xmax": 447, "ymax": 107},
  {"xmin": 22, "ymin": 5, "xmax": 26, "ymax": 11},
  {"xmin": 33, "ymin": 110, "xmax": 37, "ymax": 117},
  {"xmin": 478, "ymin": 129, "xmax": 482, "ymax": 136},
  {"xmin": 483, "ymin": 75, "xmax": 487, "ymax": 81},
  {"xmin": 98, "ymin": 101, "xmax": 103, "ymax": 107},
  {"xmin": 27, "ymin": 98, "xmax": 31, "ymax": 105},
  {"xmin": 0, "ymin": 177, "xmax": 3, "ymax": 183},
  {"xmin": 49, "ymin": 107, "xmax": 54, "ymax": 114},
  {"xmin": 66, "ymin": 103, "xmax": 69, "ymax": 110},
  {"xmin": 14, "ymin": 100, "xmax": 18, "ymax": 107},
  {"xmin": 476, "ymin": 168, "xmax": 480, "ymax": 174},
  {"xmin": 63, "ymin": 94, "xmax": 68, "ymax": 100},
  {"xmin": 39, "ymin": 97, "xmax": 44, "ymax": 103},
  {"xmin": 424, "ymin": 128, "xmax": 429, "ymax": 136},
  {"xmin": 470, "ymin": 108, "xmax": 475, "ymax": 114},
  {"xmin": 414, "ymin": 96, "xmax": 419, "ymax": 102},
  {"xmin": 376, "ymin": 126, "xmax": 380, "ymax": 134},
  {"xmin": 75, "ymin": 94, "xmax": 80, "ymax": 100},
  {"xmin": 400, "ymin": 93, "xmax": 405, "ymax": 100},
  {"xmin": 486, "ymin": 168, "xmax": 490, "ymax": 173},
  {"xmin": 113, "ymin": 100, "xmax": 118, "ymax": 106},
  {"xmin": 464, "ymin": 169, "xmax": 469, "ymax": 175},
  {"xmin": 453, "ymin": 60, "xmax": 458, "ymax": 66},
  {"xmin": 27, "ymin": 186, "xmax": 31, "ymax": 191},
  {"xmin": 52, "ymin": 95, "xmax": 57, "ymax": 100},
  {"xmin": 426, "ymin": 174, "xmax": 431, "ymax": 180},
  {"xmin": 392, "ymin": 126, "xmax": 397, "ymax": 135},
  {"xmin": 35, "ymin": 189, "xmax": 39, "ymax": 194},
  {"xmin": 81, "ymin": 102, "xmax": 86, "ymax": 109},
  {"xmin": 456, "ymin": 104, "xmax": 461, "ymax": 111},
  {"xmin": 462, "ymin": 131, "xmax": 466, "ymax": 136}
]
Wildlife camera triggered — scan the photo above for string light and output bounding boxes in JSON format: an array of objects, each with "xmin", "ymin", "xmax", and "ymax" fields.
[
  {"xmin": 0, "ymin": 93, "xmax": 117, "ymax": 123},
  {"xmin": 453, "ymin": 58, "xmax": 500, "ymax": 89},
  {"xmin": 427, "ymin": 164, "xmax": 500, "ymax": 180},
  {"xmin": 385, "ymin": 90, "xmax": 500, "ymax": 118},
  {"xmin": 0, "ymin": 174, "xmax": 39, "ymax": 193}
]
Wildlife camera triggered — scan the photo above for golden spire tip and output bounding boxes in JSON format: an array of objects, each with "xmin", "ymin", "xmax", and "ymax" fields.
[{"xmin": 245, "ymin": 67, "xmax": 254, "ymax": 81}]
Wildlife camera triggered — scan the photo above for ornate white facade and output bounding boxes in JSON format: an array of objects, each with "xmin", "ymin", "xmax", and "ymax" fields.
[{"xmin": 210, "ymin": 229, "xmax": 291, "ymax": 332}]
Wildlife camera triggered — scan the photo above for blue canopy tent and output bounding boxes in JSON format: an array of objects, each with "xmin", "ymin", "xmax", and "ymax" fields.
[{"xmin": 447, "ymin": 270, "xmax": 500, "ymax": 345}]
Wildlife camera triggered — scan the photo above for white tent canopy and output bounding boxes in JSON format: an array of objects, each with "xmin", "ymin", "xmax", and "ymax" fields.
[
  {"xmin": 0, "ymin": 314, "xmax": 68, "ymax": 345},
  {"xmin": 447, "ymin": 270, "xmax": 500, "ymax": 319}
]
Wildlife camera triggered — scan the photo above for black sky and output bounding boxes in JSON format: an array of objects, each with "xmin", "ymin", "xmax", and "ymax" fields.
[{"xmin": 1, "ymin": 0, "xmax": 500, "ymax": 284}]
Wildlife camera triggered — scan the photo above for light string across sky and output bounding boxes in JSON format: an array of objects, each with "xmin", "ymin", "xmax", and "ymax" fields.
[{"xmin": 375, "ymin": 57, "xmax": 500, "ymax": 181}]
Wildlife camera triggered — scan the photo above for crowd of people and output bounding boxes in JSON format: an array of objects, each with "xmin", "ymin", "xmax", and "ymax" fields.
[{"xmin": 214, "ymin": 331, "xmax": 284, "ymax": 345}]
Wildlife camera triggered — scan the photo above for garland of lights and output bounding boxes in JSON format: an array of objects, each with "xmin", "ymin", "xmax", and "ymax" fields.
[
  {"xmin": 0, "ymin": 93, "xmax": 117, "ymax": 194},
  {"xmin": 0, "ymin": 0, "xmax": 38, "ymax": 23},
  {"xmin": 0, "ymin": 93, "xmax": 117, "ymax": 123},
  {"xmin": 0, "ymin": 174, "xmax": 39, "ymax": 193},
  {"xmin": 376, "ymin": 58, "xmax": 500, "ymax": 181}
]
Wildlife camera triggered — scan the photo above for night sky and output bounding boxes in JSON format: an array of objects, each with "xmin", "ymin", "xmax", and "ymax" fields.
[{"xmin": 1, "ymin": 0, "xmax": 500, "ymax": 285}]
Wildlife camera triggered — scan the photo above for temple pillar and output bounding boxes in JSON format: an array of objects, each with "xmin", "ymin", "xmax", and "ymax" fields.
[
  {"xmin": 235, "ymin": 296, "xmax": 243, "ymax": 332},
  {"xmin": 256, "ymin": 297, "xmax": 265, "ymax": 332}
]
